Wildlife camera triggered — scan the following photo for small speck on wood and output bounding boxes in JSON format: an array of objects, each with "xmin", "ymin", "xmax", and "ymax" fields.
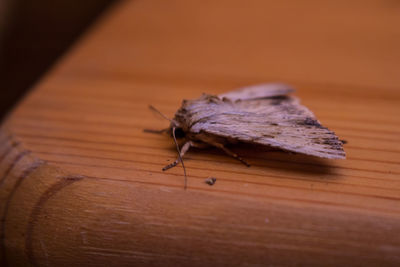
[{"xmin": 205, "ymin": 177, "xmax": 217, "ymax": 186}]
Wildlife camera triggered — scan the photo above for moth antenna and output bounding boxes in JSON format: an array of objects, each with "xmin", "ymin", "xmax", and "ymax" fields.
[
  {"xmin": 143, "ymin": 128, "xmax": 168, "ymax": 134},
  {"xmin": 149, "ymin": 105, "xmax": 173, "ymax": 123},
  {"xmin": 172, "ymin": 127, "xmax": 187, "ymax": 190}
]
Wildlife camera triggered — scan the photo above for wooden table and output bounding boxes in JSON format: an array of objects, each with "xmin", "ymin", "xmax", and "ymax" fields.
[{"xmin": 1, "ymin": 0, "xmax": 399, "ymax": 266}]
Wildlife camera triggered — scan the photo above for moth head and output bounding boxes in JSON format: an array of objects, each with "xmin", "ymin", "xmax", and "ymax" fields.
[
  {"xmin": 173, "ymin": 127, "xmax": 186, "ymax": 139},
  {"xmin": 169, "ymin": 120, "xmax": 186, "ymax": 139}
]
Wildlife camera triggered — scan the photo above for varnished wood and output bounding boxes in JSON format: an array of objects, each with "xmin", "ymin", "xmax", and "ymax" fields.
[{"xmin": 1, "ymin": 0, "xmax": 400, "ymax": 266}]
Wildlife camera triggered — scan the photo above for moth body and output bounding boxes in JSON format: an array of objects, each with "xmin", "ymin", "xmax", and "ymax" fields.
[{"xmin": 147, "ymin": 83, "xmax": 345, "ymax": 188}]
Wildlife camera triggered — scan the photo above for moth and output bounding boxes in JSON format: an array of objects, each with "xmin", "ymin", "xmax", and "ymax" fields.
[{"xmin": 146, "ymin": 83, "xmax": 345, "ymax": 189}]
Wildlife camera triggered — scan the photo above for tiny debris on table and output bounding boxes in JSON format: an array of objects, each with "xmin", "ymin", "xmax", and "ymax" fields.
[{"xmin": 205, "ymin": 177, "xmax": 217, "ymax": 186}]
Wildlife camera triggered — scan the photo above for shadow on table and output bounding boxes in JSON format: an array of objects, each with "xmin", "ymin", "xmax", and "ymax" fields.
[{"xmin": 185, "ymin": 142, "xmax": 340, "ymax": 179}]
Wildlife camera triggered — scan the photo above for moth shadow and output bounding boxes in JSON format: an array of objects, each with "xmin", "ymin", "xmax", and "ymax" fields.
[
  {"xmin": 236, "ymin": 143, "xmax": 338, "ymax": 178},
  {"xmin": 190, "ymin": 143, "xmax": 339, "ymax": 179}
]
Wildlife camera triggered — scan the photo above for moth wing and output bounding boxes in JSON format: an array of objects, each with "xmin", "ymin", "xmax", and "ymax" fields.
[
  {"xmin": 218, "ymin": 83, "xmax": 294, "ymax": 101},
  {"xmin": 188, "ymin": 96, "xmax": 345, "ymax": 159}
]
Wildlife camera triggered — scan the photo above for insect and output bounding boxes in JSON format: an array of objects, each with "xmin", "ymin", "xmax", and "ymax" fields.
[{"xmin": 146, "ymin": 83, "xmax": 346, "ymax": 189}]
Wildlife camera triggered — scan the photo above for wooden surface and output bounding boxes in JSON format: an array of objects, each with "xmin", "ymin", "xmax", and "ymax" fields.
[{"xmin": 1, "ymin": 0, "xmax": 400, "ymax": 266}]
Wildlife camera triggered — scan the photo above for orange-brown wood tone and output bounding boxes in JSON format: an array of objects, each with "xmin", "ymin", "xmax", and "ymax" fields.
[{"xmin": 1, "ymin": 0, "xmax": 400, "ymax": 266}]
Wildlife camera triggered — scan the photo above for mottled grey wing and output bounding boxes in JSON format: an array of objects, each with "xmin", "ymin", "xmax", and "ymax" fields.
[
  {"xmin": 184, "ymin": 93, "xmax": 345, "ymax": 159},
  {"xmin": 218, "ymin": 83, "xmax": 294, "ymax": 101}
]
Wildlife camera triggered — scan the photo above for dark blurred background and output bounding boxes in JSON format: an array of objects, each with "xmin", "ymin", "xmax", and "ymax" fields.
[{"xmin": 0, "ymin": 0, "xmax": 117, "ymax": 121}]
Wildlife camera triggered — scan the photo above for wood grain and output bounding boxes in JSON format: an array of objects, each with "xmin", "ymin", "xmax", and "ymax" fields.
[{"xmin": 1, "ymin": 0, "xmax": 400, "ymax": 266}]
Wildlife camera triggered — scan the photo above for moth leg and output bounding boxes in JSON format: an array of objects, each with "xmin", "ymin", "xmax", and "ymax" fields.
[
  {"xmin": 163, "ymin": 141, "xmax": 192, "ymax": 171},
  {"xmin": 212, "ymin": 143, "xmax": 250, "ymax": 167},
  {"xmin": 190, "ymin": 141, "xmax": 211, "ymax": 149}
]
